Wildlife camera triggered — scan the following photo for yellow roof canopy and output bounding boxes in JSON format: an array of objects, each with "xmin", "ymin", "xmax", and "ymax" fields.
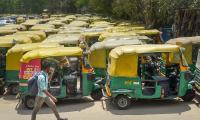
[
  {"xmin": 21, "ymin": 47, "xmax": 83, "ymax": 63},
  {"xmin": 166, "ymin": 36, "xmax": 200, "ymax": 45},
  {"xmin": 110, "ymin": 44, "xmax": 180, "ymax": 58},
  {"xmin": 7, "ymin": 43, "xmax": 60, "ymax": 55}
]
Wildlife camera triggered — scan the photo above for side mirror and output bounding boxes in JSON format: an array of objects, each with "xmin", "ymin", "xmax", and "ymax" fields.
[{"xmin": 87, "ymin": 73, "xmax": 96, "ymax": 81}]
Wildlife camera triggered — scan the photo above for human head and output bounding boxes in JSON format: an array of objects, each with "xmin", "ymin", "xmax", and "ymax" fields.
[{"xmin": 41, "ymin": 60, "xmax": 53, "ymax": 74}]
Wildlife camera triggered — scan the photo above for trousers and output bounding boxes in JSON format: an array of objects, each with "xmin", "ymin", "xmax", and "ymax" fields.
[{"xmin": 31, "ymin": 96, "xmax": 60, "ymax": 120}]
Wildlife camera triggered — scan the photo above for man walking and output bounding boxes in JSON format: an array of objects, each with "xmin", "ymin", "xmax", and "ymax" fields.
[{"xmin": 31, "ymin": 62, "xmax": 67, "ymax": 120}]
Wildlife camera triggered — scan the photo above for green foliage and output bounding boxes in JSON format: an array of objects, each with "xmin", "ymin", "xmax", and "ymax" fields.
[{"xmin": 0, "ymin": 0, "xmax": 199, "ymax": 27}]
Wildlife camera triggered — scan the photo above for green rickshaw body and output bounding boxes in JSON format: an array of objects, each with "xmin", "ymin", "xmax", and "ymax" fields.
[
  {"xmin": 18, "ymin": 47, "xmax": 102, "ymax": 109},
  {"xmin": 106, "ymin": 44, "xmax": 194, "ymax": 109}
]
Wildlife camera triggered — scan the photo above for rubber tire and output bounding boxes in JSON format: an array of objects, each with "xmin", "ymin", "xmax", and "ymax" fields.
[
  {"xmin": 0, "ymin": 86, "xmax": 5, "ymax": 95},
  {"xmin": 90, "ymin": 89, "xmax": 103, "ymax": 101},
  {"xmin": 114, "ymin": 95, "xmax": 131, "ymax": 110},
  {"xmin": 181, "ymin": 90, "xmax": 195, "ymax": 102},
  {"xmin": 24, "ymin": 96, "xmax": 35, "ymax": 110},
  {"xmin": 9, "ymin": 84, "xmax": 19, "ymax": 95}
]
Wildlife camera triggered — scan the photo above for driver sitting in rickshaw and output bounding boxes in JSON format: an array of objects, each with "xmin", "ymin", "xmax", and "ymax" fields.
[{"xmin": 140, "ymin": 54, "xmax": 165, "ymax": 80}]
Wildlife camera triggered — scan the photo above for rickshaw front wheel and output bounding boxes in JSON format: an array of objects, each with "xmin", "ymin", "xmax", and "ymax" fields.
[
  {"xmin": 181, "ymin": 89, "xmax": 195, "ymax": 102},
  {"xmin": 0, "ymin": 86, "xmax": 5, "ymax": 95},
  {"xmin": 24, "ymin": 96, "xmax": 35, "ymax": 109},
  {"xmin": 114, "ymin": 95, "xmax": 131, "ymax": 110},
  {"xmin": 90, "ymin": 89, "xmax": 103, "ymax": 100}
]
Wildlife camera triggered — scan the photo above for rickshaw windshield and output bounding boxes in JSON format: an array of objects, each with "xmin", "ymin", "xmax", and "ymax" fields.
[
  {"xmin": 179, "ymin": 48, "xmax": 189, "ymax": 67},
  {"xmin": 139, "ymin": 53, "xmax": 166, "ymax": 79}
]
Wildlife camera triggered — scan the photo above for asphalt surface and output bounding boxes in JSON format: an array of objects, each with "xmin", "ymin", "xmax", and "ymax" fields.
[{"xmin": 0, "ymin": 95, "xmax": 199, "ymax": 120}]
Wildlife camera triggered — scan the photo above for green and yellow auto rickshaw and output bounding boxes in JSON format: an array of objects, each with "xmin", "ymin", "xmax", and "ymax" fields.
[
  {"xmin": 0, "ymin": 29, "xmax": 16, "ymax": 36},
  {"xmin": 89, "ymin": 36, "xmax": 152, "ymax": 79},
  {"xmin": 98, "ymin": 31, "xmax": 138, "ymax": 42},
  {"xmin": 14, "ymin": 31, "xmax": 47, "ymax": 42},
  {"xmin": 0, "ymin": 36, "xmax": 32, "ymax": 95},
  {"xmin": 30, "ymin": 24, "xmax": 58, "ymax": 36},
  {"xmin": 21, "ymin": 19, "xmax": 40, "ymax": 30},
  {"xmin": 166, "ymin": 36, "xmax": 200, "ymax": 73},
  {"xmin": 5, "ymin": 43, "xmax": 60, "ymax": 95},
  {"xmin": 19, "ymin": 47, "xmax": 103, "ymax": 109},
  {"xmin": 105, "ymin": 44, "xmax": 195, "ymax": 109},
  {"xmin": 42, "ymin": 34, "xmax": 80, "ymax": 46},
  {"xmin": 106, "ymin": 26, "xmax": 145, "ymax": 33},
  {"xmin": 191, "ymin": 49, "xmax": 200, "ymax": 100},
  {"xmin": 16, "ymin": 17, "xmax": 26, "ymax": 24},
  {"xmin": 81, "ymin": 28, "xmax": 106, "ymax": 47}
]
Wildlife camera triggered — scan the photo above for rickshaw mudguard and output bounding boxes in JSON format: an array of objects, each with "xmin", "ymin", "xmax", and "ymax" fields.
[
  {"xmin": 178, "ymin": 71, "xmax": 190, "ymax": 96},
  {"xmin": 82, "ymin": 73, "xmax": 94, "ymax": 96}
]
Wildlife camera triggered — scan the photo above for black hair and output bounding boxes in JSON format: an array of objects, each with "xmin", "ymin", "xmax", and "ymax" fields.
[{"xmin": 41, "ymin": 60, "xmax": 51, "ymax": 70}]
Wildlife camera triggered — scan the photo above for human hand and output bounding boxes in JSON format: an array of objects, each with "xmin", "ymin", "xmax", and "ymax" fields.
[{"xmin": 51, "ymin": 97, "xmax": 58, "ymax": 103}]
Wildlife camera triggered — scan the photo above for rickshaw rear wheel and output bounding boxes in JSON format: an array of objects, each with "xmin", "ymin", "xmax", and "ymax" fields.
[
  {"xmin": 181, "ymin": 89, "xmax": 195, "ymax": 102},
  {"xmin": 24, "ymin": 96, "xmax": 35, "ymax": 109},
  {"xmin": 91, "ymin": 89, "xmax": 103, "ymax": 100},
  {"xmin": 0, "ymin": 86, "xmax": 5, "ymax": 95},
  {"xmin": 114, "ymin": 95, "xmax": 131, "ymax": 110}
]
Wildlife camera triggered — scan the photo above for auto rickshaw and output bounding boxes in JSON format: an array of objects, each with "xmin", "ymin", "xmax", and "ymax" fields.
[
  {"xmin": 13, "ymin": 31, "xmax": 45, "ymax": 43},
  {"xmin": 21, "ymin": 19, "xmax": 40, "ymax": 30},
  {"xmin": 105, "ymin": 44, "xmax": 195, "ymax": 109},
  {"xmin": 191, "ymin": 49, "xmax": 200, "ymax": 101},
  {"xmin": 16, "ymin": 17, "xmax": 26, "ymax": 24},
  {"xmin": 89, "ymin": 21, "xmax": 115, "ymax": 28},
  {"xmin": 89, "ymin": 36, "xmax": 152, "ymax": 79},
  {"xmin": 0, "ymin": 37, "xmax": 32, "ymax": 95},
  {"xmin": 5, "ymin": 43, "xmax": 60, "ymax": 95},
  {"xmin": 166, "ymin": 36, "xmax": 200, "ymax": 73},
  {"xmin": 98, "ymin": 31, "xmax": 138, "ymax": 42},
  {"xmin": 81, "ymin": 28, "xmax": 106, "ymax": 47},
  {"xmin": 0, "ymin": 24, "xmax": 26, "ymax": 34},
  {"xmin": 106, "ymin": 26, "xmax": 145, "ymax": 33},
  {"xmin": 68, "ymin": 20, "xmax": 89, "ymax": 27},
  {"xmin": 19, "ymin": 47, "xmax": 103, "ymax": 109},
  {"xmin": 15, "ymin": 31, "xmax": 46, "ymax": 41},
  {"xmin": 0, "ymin": 29, "xmax": 16, "ymax": 36},
  {"xmin": 42, "ymin": 34, "xmax": 81, "ymax": 46},
  {"xmin": 48, "ymin": 20, "xmax": 65, "ymax": 29},
  {"xmin": 30, "ymin": 24, "xmax": 58, "ymax": 36}
]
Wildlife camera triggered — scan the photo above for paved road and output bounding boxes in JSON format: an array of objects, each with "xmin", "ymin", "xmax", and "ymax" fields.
[{"xmin": 0, "ymin": 95, "xmax": 199, "ymax": 120}]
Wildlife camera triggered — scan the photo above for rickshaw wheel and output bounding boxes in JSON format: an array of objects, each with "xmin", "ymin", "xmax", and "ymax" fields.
[
  {"xmin": 0, "ymin": 86, "xmax": 5, "ymax": 95},
  {"xmin": 9, "ymin": 84, "xmax": 19, "ymax": 95},
  {"xmin": 91, "ymin": 89, "xmax": 103, "ymax": 100},
  {"xmin": 181, "ymin": 90, "xmax": 195, "ymax": 102},
  {"xmin": 24, "ymin": 96, "xmax": 35, "ymax": 109},
  {"xmin": 114, "ymin": 95, "xmax": 131, "ymax": 110}
]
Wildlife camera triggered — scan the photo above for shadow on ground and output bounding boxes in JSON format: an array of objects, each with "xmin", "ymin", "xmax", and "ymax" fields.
[
  {"xmin": 16, "ymin": 97, "xmax": 95, "ymax": 115},
  {"xmin": 2, "ymin": 95, "xmax": 17, "ymax": 101},
  {"xmin": 103, "ymin": 99, "xmax": 193, "ymax": 115}
]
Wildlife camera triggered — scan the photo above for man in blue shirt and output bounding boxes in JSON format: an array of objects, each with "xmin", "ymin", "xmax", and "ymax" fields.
[{"xmin": 31, "ymin": 62, "xmax": 67, "ymax": 120}]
